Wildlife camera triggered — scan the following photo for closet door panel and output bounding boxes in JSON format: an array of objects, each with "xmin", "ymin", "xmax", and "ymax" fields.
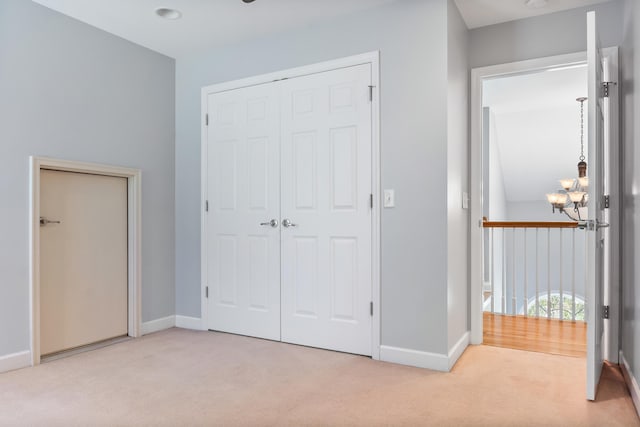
[
  {"xmin": 280, "ymin": 64, "xmax": 373, "ymax": 356},
  {"xmin": 206, "ymin": 83, "xmax": 281, "ymax": 340}
]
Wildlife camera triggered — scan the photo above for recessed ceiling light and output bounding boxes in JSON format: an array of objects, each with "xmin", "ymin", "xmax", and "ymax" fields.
[
  {"xmin": 155, "ymin": 8, "xmax": 182, "ymax": 20},
  {"xmin": 524, "ymin": 0, "xmax": 548, "ymax": 9}
]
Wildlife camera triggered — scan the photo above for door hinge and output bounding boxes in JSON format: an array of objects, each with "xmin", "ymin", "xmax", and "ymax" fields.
[
  {"xmin": 370, "ymin": 301, "xmax": 373, "ymax": 316},
  {"xmin": 603, "ymin": 305, "xmax": 610, "ymax": 319},
  {"xmin": 205, "ymin": 200, "xmax": 209, "ymax": 212},
  {"xmin": 602, "ymin": 82, "xmax": 617, "ymax": 98},
  {"xmin": 368, "ymin": 85, "xmax": 375, "ymax": 102},
  {"xmin": 603, "ymin": 195, "xmax": 610, "ymax": 209},
  {"xmin": 205, "ymin": 113, "xmax": 209, "ymax": 126},
  {"xmin": 370, "ymin": 193, "xmax": 373, "ymax": 209},
  {"xmin": 205, "ymin": 286, "xmax": 209, "ymax": 298}
]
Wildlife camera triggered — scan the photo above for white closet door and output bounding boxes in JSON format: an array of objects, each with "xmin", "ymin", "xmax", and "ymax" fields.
[
  {"xmin": 280, "ymin": 64, "xmax": 373, "ymax": 355},
  {"xmin": 206, "ymin": 83, "xmax": 281, "ymax": 340}
]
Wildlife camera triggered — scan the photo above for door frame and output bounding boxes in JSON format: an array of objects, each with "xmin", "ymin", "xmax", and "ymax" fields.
[
  {"xmin": 29, "ymin": 156, "xmax": 142, "ymax": 365},
  {"xmin": 200, "ymin": 51, "xmax": 382, "ymax": 359},
  {"xmin": 469, "ymin": 48, "xmax": 620, "ymax": 362}
]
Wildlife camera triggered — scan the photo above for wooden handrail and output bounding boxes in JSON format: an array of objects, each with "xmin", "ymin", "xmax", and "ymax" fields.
[{"xmin": 482, "ymin": 218, "xmax": 579, "ymax": 229}]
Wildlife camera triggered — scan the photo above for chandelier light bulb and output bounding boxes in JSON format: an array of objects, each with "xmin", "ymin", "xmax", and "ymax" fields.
[
  {"xmin": 559, "ymin": 179, "xmax": 575, "ymax": 191},
  {"xmin": 568, "ymin": 191, "xmax": 586, "ymax": 203},
  {"xmin": 578, "ymin": 176, "xmax": 589, "ymax": 188}
]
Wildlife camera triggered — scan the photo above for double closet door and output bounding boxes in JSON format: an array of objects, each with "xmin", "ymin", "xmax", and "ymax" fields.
[{"xmin": 205, "ymin": 64, "xmax": 373, "ymax": 356}]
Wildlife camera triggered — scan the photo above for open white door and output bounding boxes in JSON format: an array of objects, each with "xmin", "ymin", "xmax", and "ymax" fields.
[{"xmin": 586, "ymin": 10, "xmax": 607, "ymax": 401}]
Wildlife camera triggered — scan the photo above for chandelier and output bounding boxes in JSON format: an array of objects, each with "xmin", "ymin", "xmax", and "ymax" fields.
[{"xmin": 546, "ymin": 97, "xmax": 589, "ymax": 221}]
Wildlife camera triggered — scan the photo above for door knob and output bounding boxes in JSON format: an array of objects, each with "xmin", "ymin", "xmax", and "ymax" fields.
[
  {"xmin": 39, "ymin": 217, "xmax": 61, "ymax": 226},
  {"xmin": 282, "ymin": 219, "xmax": 297, "ymax": 228},
  {"xmin": 260, "ymin": 219, "xmax": 279, "ymax": 228}
]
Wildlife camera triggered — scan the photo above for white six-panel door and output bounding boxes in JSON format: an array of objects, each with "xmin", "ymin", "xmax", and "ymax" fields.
[
  {"xmin": 586, "ymin": 11, "xmax": 607, "ymax": 401},
  {"xmin": 206, "ymin": 83, "xmax": 281, "ymax": 340},
  {"xmin": 280, "ymin": 64, "xmax": 372, "ymax": 355},
  {"xmin": 206, "ymin": 63, "xmax": 373, "ymax": 355}
]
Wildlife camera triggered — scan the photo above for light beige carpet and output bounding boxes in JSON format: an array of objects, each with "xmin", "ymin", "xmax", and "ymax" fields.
[{"xmin": 0, "ymin": 328, "xmax": 637, "ymax": 426}]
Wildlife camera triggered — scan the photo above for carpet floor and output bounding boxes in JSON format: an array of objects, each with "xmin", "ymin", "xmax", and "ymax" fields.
[{"xmin": 0, "ymin": 328, "xmax": 637, "ymax": 426}]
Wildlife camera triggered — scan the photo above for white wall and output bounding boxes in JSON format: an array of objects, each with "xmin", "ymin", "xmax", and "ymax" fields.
[
  {"xmin": 0, "ymin": 0, "xmax": 176, "ymax": 357},
  {"xmin": 488, "ymin": 110, "xmax": 508, "ymax": 220},
  {"xmin": 506, "ymin": 201, "xmax": 562, "ymax": 221},
  {"xmin": 469, "ymin": 1, "xmax": 624, "ymax": 68},
  {"xmin": 621, "ymin": 0, "xmax": 640, "ymax": 391},
  {"xmin": 447, "ymin": 0, "xmax": 470, "ymax": 351},
  {"xmin": 176, "ymin": 0, "xmax": 464, "ymax": 357}
]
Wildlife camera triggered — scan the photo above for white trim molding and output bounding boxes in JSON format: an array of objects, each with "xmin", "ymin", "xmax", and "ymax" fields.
[
  {"xmin": 200, "ymin": 51, "xmax": 381, "ymax": 359},
  {"xmin": 141, "ymin": 316, "xmax": 176, "ymax": 335},
  {"xmin": 380, "ymin": 333, "xmax": 469, "ymax": 372},
  {"xmin": 620, "ymin": 351, "xmax": 640, "ymax": 419},
  {"xmin": 29, "ymin": 156, "xmax": 142, "ymax": 366},
  {"xmin": 380, "ymin": 346, "xmax": 449, "ymax": 372},
  {"xmin": 175, "ymin": 315, "xmax": 205, "ymax": 331},
  {"xmin": 448, "ymin": 332, "xmax": 470, "ymax": 371},
  {"xmin": 0, "ymin": 351, "xmax": 32, "ymax": 374}
]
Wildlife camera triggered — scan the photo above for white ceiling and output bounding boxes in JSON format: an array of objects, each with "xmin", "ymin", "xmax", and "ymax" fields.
[
  {"xmin": 31, "ymin": 0, "xmax": 399, "ymax": 58},
  {"xmin": 32, "ymin": 0, "xmax": 617, "ymax": 58},
  {"xmin": 483, "ymin": 65, "xmax": 588, "ymax": 202},
  {"xmin": 454, "ymin": 0, "xmax": 615, "ymax": 29}
]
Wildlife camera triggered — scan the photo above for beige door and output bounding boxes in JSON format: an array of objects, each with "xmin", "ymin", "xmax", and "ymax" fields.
[{"xmin": 40, "ymin": 169, "xmax": 128, "ymax": 356}]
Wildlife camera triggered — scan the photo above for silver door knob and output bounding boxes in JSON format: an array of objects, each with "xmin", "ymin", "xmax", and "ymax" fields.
[
  {"xmin": 282, "ymin": 219, "xmax": 297, "ymax": 228},
  {"xmin": 39, "ymin": 217, "xmax": 61, "ymax": 226},
  {"xmin": 260, "ymin": 219, "xmax": 278, "ymax": 228}
]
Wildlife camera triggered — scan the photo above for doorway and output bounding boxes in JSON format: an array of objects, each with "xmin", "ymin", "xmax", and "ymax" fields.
[
  {"xmin": 29, "ymin": 157, "xmax": 142, "ymax": 365},
  {"xmin": 480, "ymin": 64, "xmax": 589, "ymax": 358},
  {"xmin": 201, "ymin": 52, "xmax": 381, "ymax": 358},
  {"xmin": 470, "ymin": 42, "xmax": 620, "ymax": 400}
]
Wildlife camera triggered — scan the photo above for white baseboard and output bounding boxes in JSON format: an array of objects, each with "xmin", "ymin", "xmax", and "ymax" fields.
[
  {"xmin": 380, "ymin": 345, "xmax": 449, "ymax": 371},
  {"xmin": 620, "ymin": 351, "xmax": 640, "ymax": 419},
  {"xmin": 141, "ymin": 315, "xmax": 175, "ymax": 335},
  {"xmin": 380, "ymin": 331, "xmax": 470, "ymax": 372},
  {"xmin": 0, "ymin": 350, "xmax": 32, "ymax": 374},
  {"xmin": 448, "ymin": 331, "xmax": 470, "ymax": 370},
  {"xmin": 175, "ymin": 315, "xmax": 204, "ymax": 330}
]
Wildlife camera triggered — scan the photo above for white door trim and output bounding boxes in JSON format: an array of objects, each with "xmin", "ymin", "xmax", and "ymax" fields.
[
  {"xmin": 469, "ymin": 49, "xmax": 619, "ymax": 356},
  {"xmin": 201, "ymin": 51, "xmax": 381, "ymax": 360},
  {"xmin": 29, "ymin": 156, "xmax": 142, "ymax": 365}
]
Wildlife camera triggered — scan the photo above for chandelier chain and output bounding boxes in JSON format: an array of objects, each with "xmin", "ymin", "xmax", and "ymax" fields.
[{"xmin": 579, "ymin": 98, "xmax": 585, "ymax": 162}]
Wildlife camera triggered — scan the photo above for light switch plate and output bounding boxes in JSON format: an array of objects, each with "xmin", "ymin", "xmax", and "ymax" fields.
[{"xmin": 384, "ymin": 189, "xmax": 395, "ymax": 208}]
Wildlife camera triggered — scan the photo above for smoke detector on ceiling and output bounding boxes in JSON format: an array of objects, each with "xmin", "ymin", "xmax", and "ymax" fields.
[
  {"xmin": 524, "ymin": 0, "xmax": 548, "ymax": 9},
  {"xmin": 155, "ymin": 8, "xmax": 182, "ymax": 20}
]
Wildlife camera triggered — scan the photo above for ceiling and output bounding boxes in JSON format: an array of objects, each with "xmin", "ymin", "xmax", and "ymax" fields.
[
  {"xmin": 31, "ymin": 0, "xmax": 399, "ymax": 58},
  {"xmin": 32, "ymin": 0, "xmax": 616, "ymax": 58},
  {"xmin": 483, "ymin": 65, "xmax": 588, "ymax": 203},
  {"xmin": 454, "ymin": 0, "xmax": 615, "ymax": 29}
]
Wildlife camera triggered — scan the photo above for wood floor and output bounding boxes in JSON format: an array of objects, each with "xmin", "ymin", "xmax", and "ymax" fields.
[{"xmin": 483, "ymin": 312, "xmax": 587, "ymax": 358}]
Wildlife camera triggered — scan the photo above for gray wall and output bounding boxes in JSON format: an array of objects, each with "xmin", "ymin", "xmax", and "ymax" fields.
[
  {"xmin": 446, "ymin": 0, "xmax": 470, "ymax": 350},
  {"xmin": 469, "ymin": 1, "xmax": 624, "ymax": 68},
  {"xmin": 0, "ymin": 0, "xmax": 175, "ymax": 357},
  {"xmin": 176, "ymin": 0, "xmax": 455, "ymax": 354},
  {"xmin": 621, "ymin": 0, "xmax": 640, "ymax": 386}
]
